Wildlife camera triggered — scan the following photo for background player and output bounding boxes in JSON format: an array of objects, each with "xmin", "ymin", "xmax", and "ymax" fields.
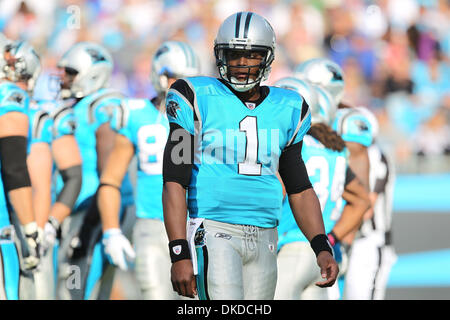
[
  {"xmin": 273, "ymin": 76, "xmax": 370, "ymax": 300},
  {"xmin": 99, "ymin": 40, "xmax": 200, "ymax": 299},
  {"xmin": 343, "ymin": 107, "xmax": 397, "ymax": 300},
  {"xmin": 162, "ymin": 11, "xmax": 338, "ymax": 300},
  {"xmin": 55, "ymin": 42, "xmax": 134, "ymax": 300},
  {"xmin": 0, "ymin": 35, "xmax": 40, "ymax": 300}
]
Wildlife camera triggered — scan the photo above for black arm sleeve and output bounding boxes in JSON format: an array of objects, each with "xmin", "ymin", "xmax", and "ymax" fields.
[
  {"xmin": 56, "ymin": 165, "xmax": 82, "ymax": 209},
  {"xmin": 344, "ymin": 166, "xmax": 356, "ymax": 186},
  {"xmin": 162, "ymin": 122, "xmax": 194, "ymax": 188},
  {"xmin": 0, "ymin": 136, "xmax": 31, "ymax": 192},
  {"xmin": 278, "ymin": 141, "xmax": 312, "ymax": 195}
]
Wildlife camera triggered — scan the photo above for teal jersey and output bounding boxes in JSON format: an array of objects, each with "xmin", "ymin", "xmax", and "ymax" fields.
[
  {"xmin": 39, "ymin": 100, "xmax": 77, "ymax": 140},
  {"xmin": 0, "ymin": 81, "xmax": 30, "ymax": 228},
  {"xmin": 166, "ymin": 77, "xmax": 311, "ymax": 228},
  {"xmin": 28, "ymin": 101, "xmax": 53, "ymax": 148},
  {"xmin": 111, "ymin": 98, "xmax": 169, "ymax": 220},
  {"xmin": 278, "ymin": 135, "xmax": 349, "ymax": 250},
  {"xmin": 57, "ymin": 88, "xmax": 133, "ymax": 210},
  {"xmin": 0, "ymin": 81, "xmax": 29, "ymax": 117},
  {"xmin": 332, "ymin": 108, "xmax": 374, "ymax": 147}
]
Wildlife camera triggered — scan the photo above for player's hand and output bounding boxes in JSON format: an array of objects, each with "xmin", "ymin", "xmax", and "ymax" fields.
[
  {"xmin": 102, "ymin": 228, "xmax": 135, "ymax": 271},
  {"xmin": 171, "ymin": 259, "xmax": 197, "ymax": 298},
  {"xmin": 23, "ymin": 222, "xmax": 42, "ymax": 270},
  {"xmin": 42, "ymin": 217, "xmax": 59, "ymax": 254},
  {"xmin": 315, "ymin": 251, "xmax": 339, "ymax": 288}
]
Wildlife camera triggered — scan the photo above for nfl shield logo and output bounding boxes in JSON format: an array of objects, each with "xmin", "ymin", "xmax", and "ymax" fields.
[{"xmin": 173, "ymin": 245, "xmax": 182, "ymax": 255}]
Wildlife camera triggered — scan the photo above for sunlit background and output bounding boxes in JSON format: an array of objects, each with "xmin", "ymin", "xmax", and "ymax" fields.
[{"xmin": 1, "ymin": 0, "xmax": 449, "ymax": 299}]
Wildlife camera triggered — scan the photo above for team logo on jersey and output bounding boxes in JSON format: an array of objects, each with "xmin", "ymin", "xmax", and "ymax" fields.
[
  {"xmin": 172, "ymin": 245, "xmax": 182, "ymax": 255},
  {"xmin": 167, "ymin": 100, "xmax": 180, "ymax": 119},
  {"xmin": 7, "ymin": 92, "xmax": 24, "ymax": 105}
]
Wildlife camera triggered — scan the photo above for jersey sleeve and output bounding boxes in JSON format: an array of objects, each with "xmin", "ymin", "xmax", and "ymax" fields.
[
  {"xmin": 30, "ymin": 110, "xmax": 53, "ymax": 146},
  {"xmin": 51, "ymin": 105, "xmax": 77, "ymax": 140},
  {"xmin": 286, "ymin": 98, "xmax": 311, "ymax": 147},
  {"xmin": 0, "ymin": 84, "xmax": 29, "ymax": 116},
  {"xmin": 93, "ymin": 95, "xmax": 125, "ymax": 127},
  {"xmin": 109, "ymin": 99, "xmax": 134, "ymax": 144},
  {"xmin": 165, "ymin": 79, "xmax": 196, "ymax": 135}
]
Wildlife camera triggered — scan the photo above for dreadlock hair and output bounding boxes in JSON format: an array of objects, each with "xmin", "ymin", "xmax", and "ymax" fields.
[{"xmin": 308, "ymin": 123, "xmax": 346, "ymax": 152}]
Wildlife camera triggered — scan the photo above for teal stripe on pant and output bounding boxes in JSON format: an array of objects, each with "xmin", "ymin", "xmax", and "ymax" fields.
[
  {"xmin": 1, "ymin": 243, "xmax": 20, "ymax": 300},
  {"xmin": 195, "ymin": 246, "xmax": 209, "ymax": 300},
  {"xmin": 84, "ymin": 242, "xmax": 105, "ymax": 299}
]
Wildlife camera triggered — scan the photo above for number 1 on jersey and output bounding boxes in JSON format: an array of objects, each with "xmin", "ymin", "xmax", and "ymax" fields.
[{"xmin": 238, "ymin": 116, "xmax": 262, "ymax": 175}]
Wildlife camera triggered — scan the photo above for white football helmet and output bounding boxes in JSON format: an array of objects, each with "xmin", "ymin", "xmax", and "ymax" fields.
[
  {"xmin": 57, "ymin": 42, "xmax": 113, "ymax": 98},
  {"xmin": 274, "ymin": 76, "xmax": 336, "ymax": 126},
  {"xmin": 5, "ymin": 40, "xmax": 41, "ymax": 92},
  {"xmin": 273, "ymin": 76, "xmax": 318, "ymax": 112},
  {"xmin": 356, "ymin": 106, "xmax": 379, "ymax": 139},
  {"xmin": 294, "ymin": 58, "xmax": 345, "ymax": 105},
  {"xmin": 312, "ymin": 84, "xmax": 337, "ymax": 126},
  {"xmin": 0, "ymin": 33, "xmax": 11, "ymax": 79},
  {"xmin": 214, "ymin": 11, "xmax": 276, "ymax": 92},
  {"xmin": 150, "ymin": 40, "xmax": 200, "ymax": 97}
]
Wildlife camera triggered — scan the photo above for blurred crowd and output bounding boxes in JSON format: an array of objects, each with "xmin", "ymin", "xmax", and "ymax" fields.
[{"xmin": 0, "ymin": 0, "xmax": 449, "ymax": 173}]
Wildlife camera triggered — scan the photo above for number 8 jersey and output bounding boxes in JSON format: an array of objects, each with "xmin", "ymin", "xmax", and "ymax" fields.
[
  {"xmin": 112, "ymin": 98, "xmax": 169, "ymax": 220},
  {"xmin": 166, "ymin": 76, "xmax": 311, "ymax": 228}
]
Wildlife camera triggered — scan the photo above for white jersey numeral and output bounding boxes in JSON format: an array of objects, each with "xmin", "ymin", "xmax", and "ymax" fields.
[
  {"xmin": 305, "ymin": 155, "xmax": 347, "ymax": 220},
  {"xmin": 137, "ymin": 124, "xmax": 168, "ymax": 175},
  {"xmin": 238, "ymin": 116, "xmax": 262, "ymax": 175}
]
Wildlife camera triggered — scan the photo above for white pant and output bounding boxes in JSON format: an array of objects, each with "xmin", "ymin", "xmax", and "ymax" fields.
[
  {"xmin": 132, "ymin": 218, "xmax": 179, "ymax": 300},
  {"xmin": 194, "ymin": 219, "xmax": 278, "ymax": 300},
  {"xmin": 275, "ymin": 241, "xmax": 339, "ymax": 300},
  {"xmin": 344, "ymin": 234, "xmax": 397, "ymax": 300}
]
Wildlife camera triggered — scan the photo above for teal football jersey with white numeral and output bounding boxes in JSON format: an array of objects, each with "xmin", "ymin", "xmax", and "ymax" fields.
[
  {"xmin": 278, "ymin": 135, "xmax": 350, "ymax": 250},
  {"xmin": 0, "ymin": 81, "xmax": 30, "ymax": 228},
  {"xmin": 111, "ymin": 98, "xmax": 169, "ymax": 220},
  {"xmin": 166, "ymin": 76, "xmax": 311, "ymax": 228}
]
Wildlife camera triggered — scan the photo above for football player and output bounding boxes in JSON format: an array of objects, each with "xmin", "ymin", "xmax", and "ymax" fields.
[
  {"xmin": 0, "ymin": 35, "xmax": 40, "ymax": 299},
  {"xmin": 162, "ymin": 12, "xmax": 338, "ymax": 300},
  {"xmin": 54, "ymin": 42, "xmax": 133, "ymax": 300},
  {"xmin": 342, "ymin": 107, "xmax": 397, "ymax": 300},
  {"xmin": 295, "ymin": 58, "xmax": 379, "ymax": 298},
  {"xmin": 98, "ymin": 40, "xmax": 200, "ymax": 299},
  {"xmin": 273, "ymin": 77, "xmax": 370, "ymax": 300}
]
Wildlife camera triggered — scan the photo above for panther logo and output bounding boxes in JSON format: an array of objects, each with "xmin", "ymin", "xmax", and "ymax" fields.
[
  {"xmin": 166, "ymin": 100, "xmax": 180, "ymax": 119},
  {"xmin": 86, "ymin": 48, "xmax": 106, "ymax": 63}
]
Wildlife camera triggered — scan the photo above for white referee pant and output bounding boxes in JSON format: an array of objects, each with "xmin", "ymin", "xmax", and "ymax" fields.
[{"xmin": 344, "ymin": 233, "xmax": 397, "ymax": 300}]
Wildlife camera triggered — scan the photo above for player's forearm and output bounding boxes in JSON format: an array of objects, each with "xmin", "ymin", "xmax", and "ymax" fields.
[
  {"xmin": 49, "ymin": 202, "xmax": 72, "ymax": 225},
  {"xmin": 347, "ymin": 142, "xmax": 370, "ymax": 191},
  {"xmin": 9, "ymin": 187, "xmax": 35, "ymax": 225},
  {"xmin": 98, "ymin": 185, "xmax": 122, "ymax": 231},
  {"xmin": 96, "ymin": 123, "xmax": 116, "ymax": 174},
  {"xmin": 163, "ymin": 182, "xmax": 188, "ymax": 241},
  {"xmin": 288, "ymin": 188, "xmax": 326, "ymax": 241}
]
